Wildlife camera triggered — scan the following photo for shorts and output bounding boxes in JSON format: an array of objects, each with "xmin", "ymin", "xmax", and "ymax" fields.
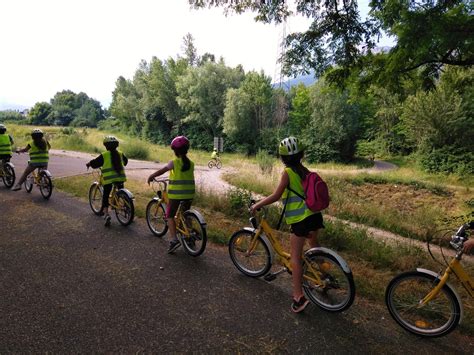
[
  {"xmin": 166, "ymin": 199, "xmax": 192, "ymax": 219},
  {"xmin": 290, "ymin": 212, "xmax": 324, "ymax": 237}
]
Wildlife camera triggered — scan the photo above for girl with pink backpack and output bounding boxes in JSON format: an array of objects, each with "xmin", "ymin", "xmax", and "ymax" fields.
[{"xmin": 250, "ymin": 137, "xmax": 326, "ymax": 314}]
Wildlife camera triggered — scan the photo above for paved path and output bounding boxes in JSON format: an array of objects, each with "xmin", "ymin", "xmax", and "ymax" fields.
[{"xmin": 1, "ymin": 188, "xmax": 473, "ymax": 352}]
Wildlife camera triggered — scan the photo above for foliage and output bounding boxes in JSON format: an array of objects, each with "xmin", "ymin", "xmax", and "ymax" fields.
[
  {"xmin": 226, "ymin": 187, "xmax": 252, "ymax": 217},
  {"xmin": 402, "ymin": 67, "xmax": 474, "ymax": 173},
  {"xmin": 122, "ymin": 141, "xmax": 150, "ymax": 160},
  {"xmin": 255, "ymin": 149, "xmax": 275, "ymax": 175},
  {"xmin": 189, "ymin": 1, "xmax": 473, "ymax": 87},
  {"xmin": 0, "ymin": 110, "xmax": 24, "ymax": 122},
  {"xmin": 223, "ymin": 71, "xmax": 274, "ymax": 154},
  {"xmin": 303, "ymin": 80, "xmax": 361, "ymax": 162}
]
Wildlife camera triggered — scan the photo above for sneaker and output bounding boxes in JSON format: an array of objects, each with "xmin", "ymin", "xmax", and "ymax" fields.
[
  {"xmin": 291, "ymin": 296, "xmax": 310, "ymax": 313},
  {"xmin": 167, "ymin": 239, "xmax": 181, "ymax": 254},
  {"xmin": 11, "ymin": 184, "xmax": 21, "ymax": 191},
  {"xmin": 104, "ymin": 215, "xmax": 111, "ymax": 227}
]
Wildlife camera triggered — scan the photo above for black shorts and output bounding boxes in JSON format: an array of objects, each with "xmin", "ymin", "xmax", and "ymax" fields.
[
  {"xmin": 166, "ymin": 199, "xmax": 192, "ymax": 219},
  {"xmin": 290, "ymin": 212, "xmax": 324, "ymax": 237}
]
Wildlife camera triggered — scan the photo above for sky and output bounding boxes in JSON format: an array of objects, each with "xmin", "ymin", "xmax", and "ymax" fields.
[{"xmin": 0, "ymin": 0, "xmax": 393, "ymax": 109}]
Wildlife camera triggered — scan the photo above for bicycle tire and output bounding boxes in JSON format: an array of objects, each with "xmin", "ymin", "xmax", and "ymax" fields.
[
  {"xmin": 39, "ymin": 172, "xmax": 53, "ymax": 200},
  {"xmin": 180, "ymin": 210, "xmax": 207, "ymax": 256},
  {"xmin": 228, "ymin": 229, "xmax": 272, "ymax": 277},
  {"xmin": 2, "ymin": 164, "xmax": 15, "ymax": 188},
  {"xmin": 24, "ymin": 175, "xmax": 33, "ymax": 193},
  {"xmin": 385, "ymin": 271, "xmax": 461, "ymax": 337},
  {"xmin": 88, "ymin": 183, "xmax": 103, "ymax": 215},
  {"xmin": 216, "ymin": 161, "xmax": 222, "ymax": 169},
  {"xmin": 114, "ymin": 190, "xmax": 135, "ymax": 226},
  {"xmin": 302, "ymin": 251, "xmax": 355, "ymax": 312},
  {"xmin": 146, "ymin": 199, "xmax": 168, "ymax": 237},
  {"xmin": 208, "ymin": 160, "xmax": 215, "ymax": 169}
]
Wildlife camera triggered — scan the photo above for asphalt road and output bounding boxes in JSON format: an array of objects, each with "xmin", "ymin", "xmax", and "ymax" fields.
[{"xmin": 1, "ymin": 190, "xmax": 473, "ymax": 353}]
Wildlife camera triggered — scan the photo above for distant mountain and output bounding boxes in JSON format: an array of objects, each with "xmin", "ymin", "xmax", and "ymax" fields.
[
  {"xmin": 272, "ymin": 72, "xmax": 317, "ymax": 91},
  {"xmin": 0, "ymin": 101, "xmax": 29, "ymax": 111}
]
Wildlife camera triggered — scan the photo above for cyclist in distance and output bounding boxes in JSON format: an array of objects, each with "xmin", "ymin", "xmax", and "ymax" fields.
[
  {"xmin": 147, "ymin": 136, "xmax": 195, "ymax": 254},
  {"xmin": 211, "ymin": 147, "xmax": 219, "ymax": 161},
  {"xmin": 86, "ymin": 136, "xmax": 128, "ymax": 227},
  {"xmin": 250, "ymin": 137, "xmax": 325, "ymax": 313},
  {"xmin": 12, "ymin": 128, "xmax": 50, "ymax": 191},
  {"xmin": 0, "ymin": 124, "xmax": 14, "ymax": 162}
]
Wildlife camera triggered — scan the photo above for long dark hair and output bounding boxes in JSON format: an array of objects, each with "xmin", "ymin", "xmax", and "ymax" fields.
[
  {"xmin": 105, "ymin": 142, "xmax": 123, "ymax": 174},
  {"xmin": 281, "ymin": 151, "xmax": 309, "ymax": 180},
  {"xmin": 173, "ymin": 146, "xmax": 191, "ymax": 172},
  {"xmin": 33, "ymin": 136, "xmax": 47, "ymax": 151}
]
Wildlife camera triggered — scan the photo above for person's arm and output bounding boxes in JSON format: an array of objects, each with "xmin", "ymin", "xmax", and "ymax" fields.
[
  {"xmin": 9, "ymin": 135, "xmax": 14, "ymax": 145},
  {"xmin": 17, "ymin": 144, "xmax": 31, "ymax": 153},
  {"xmin": 46, "ymin": 140, "xmax": 51, "ymax": 150},
  {"xmin": 147, "ymin": 161, "xmax": 173, "ymax": 184},
  {"xmin": 122, "ymin": 153, "xmax": 128, "ymax": 166},
  {"xmin": 86, "ymin": 154, "xmax": 104, "ymax": 169},
  {"xmin": 250, "ymin": 170, "xmax": 289, "ymax": 213}
]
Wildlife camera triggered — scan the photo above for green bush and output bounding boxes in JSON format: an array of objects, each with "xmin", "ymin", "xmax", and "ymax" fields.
[
  {"xmin": 419, "ymin": 147, "xmax": 474, "ymax": 175},
  {"xmin": 122, "ymin": 141, "xmax": 150, "ymax": 160},
  {"xmin": 256, "ymin": 149, "xmax": 275, "ymax": 174},
  {"xmin": 226, "ymin": 187, "xmax": 252, "ymax": 216},
  {"xmin": 53, "ymin": 133, "xmax": 97, "ymax": 153}
]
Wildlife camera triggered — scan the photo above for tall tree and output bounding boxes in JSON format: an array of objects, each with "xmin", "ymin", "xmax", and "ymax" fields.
[{"xmin": 189, "ymin": 0, "xmax": 474, "ymax": 85}]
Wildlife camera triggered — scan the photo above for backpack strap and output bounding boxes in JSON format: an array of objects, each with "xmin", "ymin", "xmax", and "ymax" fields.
[
  {"xmin": 277, "ymin": 192, "xmax": 289, "ymax": 230},
  {"xmin": 287, "ymin": 185, "xmax": 305, "ymax": 200}
]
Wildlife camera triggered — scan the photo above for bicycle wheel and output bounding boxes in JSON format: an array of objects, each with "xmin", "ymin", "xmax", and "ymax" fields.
[
  {"xmin": 303, "ymin": 251, "xmax": 355, "ymax": 312},
  {"xmin": 228, "ymin": 229, "xmax": 272, "ymax": 277},
  {"xmin": 180, "ymin": 210, "xmax": 207, "ymax": 256},
  {"xmin": 2, "ymin": 164, "xmax": 15, "ymax": 188},
  {"xmin": 39, "ymin": 172, "xmax": 53, "ymax": 199},
  {"xmin": 114, "ymin": 190, "xmax": 135, "ymax": 226},
  {"xmin": 216, "ymin": 161, "xmax": 222, "ymax": 169},
  {"xmin": 24, "ymin": 175, "xmax": 33, "ymax": 193},
  {"xmin": 146, "ymin": 199, "xmax": 168, "ymax": 237},
  {"xmin": 385, "ymin": 271, "xmax": 461, "ymax": 337},
  {"xmin": 88, "ymin": 183, "xmax": 103, "ymax": 215},
  {"xmin": 207, "ymin": 160, "xmax": 215, "ymax": 169}
]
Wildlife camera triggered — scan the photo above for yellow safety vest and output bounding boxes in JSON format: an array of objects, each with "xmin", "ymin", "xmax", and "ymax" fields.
[
  {"xmin": 168, "ymin": 158, "xmax": 195, "ymax": 200},
  {"xmin": 29, "ymin": 141, "xmax": 49, "ymax": 166},
  {"xmin": 101, "ymin": 150, "xmax": 126, "ymax": 184},
  {"xmin": 0, "ymin": 133, "xmax": 12, "ymax": 156},
  {"xmin": 281, "ymin": 168, "xmax": 314, "ymax": 225}
]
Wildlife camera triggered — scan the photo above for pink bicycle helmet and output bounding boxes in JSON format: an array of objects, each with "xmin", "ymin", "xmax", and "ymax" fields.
[{"xmin": 171, "ymin": 135, "xmax": 190, "ymax": 149}]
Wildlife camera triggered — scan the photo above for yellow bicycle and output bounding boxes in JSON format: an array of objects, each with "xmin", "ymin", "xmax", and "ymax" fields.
[
  {"xmin": 25, "ymin": 167, "xmax": 53, "ymax": 199},
  {"xmin": 228, "ymin": 202, "xmax": 355, "ymax": 312},
  {"xmin": 0, "ymin": 159, "xmax": 15, "ymax": 188},
  {"xmin": 385, "ymin": 221, "xmax": 474, "ymax": 337},
  {"xmin": 88, "ymin": 169, "xmax": 135, "ymax": 226},
  {"xmin": 146, "ymin": 178, "xmax": 207, "ymax": 256}
]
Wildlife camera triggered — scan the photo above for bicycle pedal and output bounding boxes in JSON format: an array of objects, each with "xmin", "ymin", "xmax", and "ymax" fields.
[{"xmin": 264, "ymin": 273, "xmax": 277, "ymax": 282}]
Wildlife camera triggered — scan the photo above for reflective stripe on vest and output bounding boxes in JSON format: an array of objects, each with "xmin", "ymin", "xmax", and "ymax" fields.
[
  {"xmin": 0, "ymin": 134, "xmax": 12, "ymax": 155},
  {"xmin": 282, "ymin": 167, "xmax": 314, "ymax": 225},
  {"xmin": 101, "ymin": 150, "xmax": 126, "ymax": 184},
  {"xmin": 29, "ymin": 141, "xmax": 49, "ymax": 165},
  {"xmin": 168, "ymin": 158, "xmax": 195, "ymax": 200}
]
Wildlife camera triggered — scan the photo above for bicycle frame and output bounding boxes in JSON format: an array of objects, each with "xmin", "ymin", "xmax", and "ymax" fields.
[
  {"xmin": 420, "ymin": 258, "xmax": 474, "ymax": 306},
  {"xmin": 251, "ymin": 214, "xmax": 324, "ymax": 284}
]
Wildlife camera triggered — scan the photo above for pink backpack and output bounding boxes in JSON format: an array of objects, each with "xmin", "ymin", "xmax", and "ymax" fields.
[{"xmin": 288, "ymin": 172, "xmax": 330, "ymax": 212}]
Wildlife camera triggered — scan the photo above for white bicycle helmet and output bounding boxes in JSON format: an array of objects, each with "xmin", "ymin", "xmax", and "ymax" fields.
[
  {"xmin": 103, "ymin": 135, "xmax": 118, "ymax": 144},
  {"xmin": 279, "ymin": 136, "xmax": 302, "ymax": 156}
]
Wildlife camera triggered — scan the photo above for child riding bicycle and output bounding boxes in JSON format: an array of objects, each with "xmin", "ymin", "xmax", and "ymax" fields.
[
  {"xmin": 250, "ymin": 137, "xmax": 324, "ymax": 313},
  {"xmin": 12, "ymin": 128, "xmax": 50, "ymax": 191},
  {"xmin": 86, "ymin": 135, "xmax": 128, "ymax": 227},
  {"xmin": 0, "ymin": 123, "xmax": 14, "ymax": 163},
  {"xmin": 147, "ymin": 135, "xmax": 195, "ymax": 254}
]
